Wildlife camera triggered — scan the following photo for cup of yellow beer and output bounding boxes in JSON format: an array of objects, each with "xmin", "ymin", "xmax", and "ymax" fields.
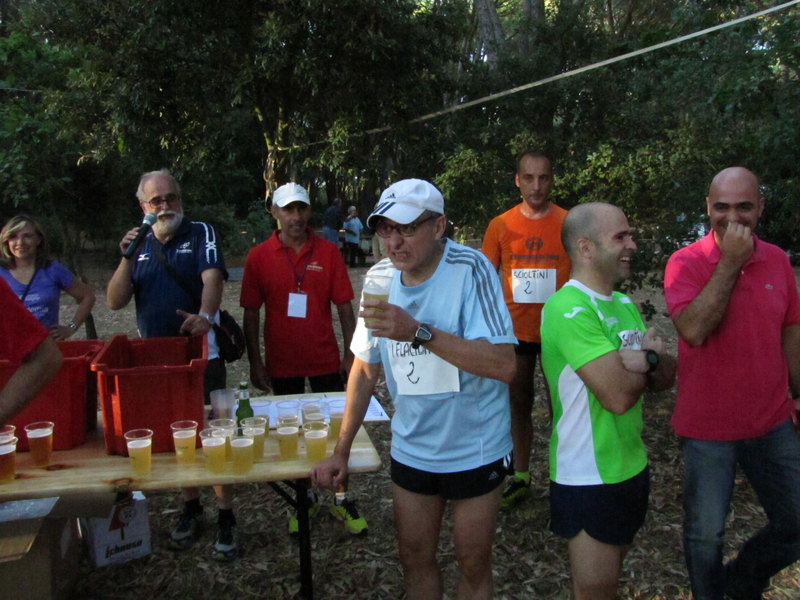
[
  {"xmin": 0, "ymin": 424, "xmax": 15, "ymax": 445},
  {"xmin": 302, "ymin": 400, "xmax": 325, "ymax": 425},
  {"xmin": 276, "ymin": 401, "xmax": 300, "ymax": 427},
  {"xmin": 124, "ymin": 429, "xmax": 153, "ymax": 476},
  {"xmin": 303, "ymin": 422, "xmax": 329, "ymax": 464},
  {"xmin": 361, "ymin": 273, "xmax": 392, "ymax": 325},
  {"xmin": 276, "ymin": 425, "xmax": 300, "ymax": 461},
  {"xmin": 24, "ymin": 421, "xmax": 54, "ymax": 466},
  {"xmin": 230, "ymin": 435, "xmax": 254, "ymax": 474},
  {"xmin": 209, "ymin": 418, "xmax": 236, "ymax": 460},
  {"xmin": 327, "ymin": 399, "xmax": 346, "ymax": 439},
  {"xmin": 171, "ymin": 420, "xmax": 198, "ymax": 466},
  {"xmin": 241, "ymin": 418, "xmax": 267, "ymax": 459},
  {"xmin": 200, "ymin": 428, "xmax": 227, "ymax": 474},
  {"xmin": 0, "ymin": 436, "xmax": 17, "ymax": 484}
]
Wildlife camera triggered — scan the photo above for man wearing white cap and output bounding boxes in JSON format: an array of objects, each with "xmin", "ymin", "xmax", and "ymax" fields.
[
  {"xmin": 313, "ymin": 179, "xmax": 516, "ymax": 600},
  {"xmin": 240, "ymin": 182, "xmax": 367, "ymax": 535}
]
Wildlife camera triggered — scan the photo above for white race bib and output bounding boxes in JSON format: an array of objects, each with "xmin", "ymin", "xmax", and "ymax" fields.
[
  {"xmin": 511, "ymin": 268, "xmax": 557, "ymax": 303},
  {"xmin": 618, "ymin": 329, "xmax": 644, "ymax": 350},
  {"xmin": 287, "ymin": 293, "xmax": 308, "ymax": 318},
  {"xmin": 386, "ymin": 342, "xmax": 460, "ymax": 396}
]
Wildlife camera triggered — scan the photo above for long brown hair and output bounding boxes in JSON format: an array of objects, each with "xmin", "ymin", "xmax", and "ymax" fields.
[{"xmin": 0, "ymin": 215, "xmax": 51, "ymax": 269}]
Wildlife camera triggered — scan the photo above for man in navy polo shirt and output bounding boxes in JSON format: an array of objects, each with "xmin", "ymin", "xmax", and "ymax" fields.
[{"xmin": 107, "ymin": 169, "xmax": 238, "ymax": 562}]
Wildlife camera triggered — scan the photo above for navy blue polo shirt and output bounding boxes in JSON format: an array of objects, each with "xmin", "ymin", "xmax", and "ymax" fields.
[{"xmin": 131, "ymin": 217, "xmax": 227, "ymax": 338}]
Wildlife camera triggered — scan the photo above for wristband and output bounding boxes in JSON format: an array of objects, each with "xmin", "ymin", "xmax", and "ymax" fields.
[{"xmin": 199, "ymin": 313, "xmax": 214, "ymax": 326}]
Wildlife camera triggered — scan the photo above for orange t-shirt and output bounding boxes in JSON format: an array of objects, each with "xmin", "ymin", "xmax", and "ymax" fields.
[{"xmin": 481, "ymin": 204, "xmax": 571, "ymax": 343}]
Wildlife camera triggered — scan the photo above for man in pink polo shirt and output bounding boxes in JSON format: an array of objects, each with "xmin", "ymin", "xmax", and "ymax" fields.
[{"xmin": 664, "ymin": 167, "xmax": 800, "ymax": 600}]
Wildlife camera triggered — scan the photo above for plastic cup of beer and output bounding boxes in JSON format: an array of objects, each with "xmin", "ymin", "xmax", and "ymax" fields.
[
  {"xmin": 241, "ymin": 417, "xmax": 267, "ymax": 459},
  {"xmin": 303, "ymin": 422, "xmax": 329, "ymax": 464},
  {"xmin": 276, "ymin": 424, "xmax": 300, "ymax": 461},
  {"xmin": 124, "ymin": 429, "xmax": 153, "ymax": 476},
  {"xmin": 276, "ymin": 401, "xmax": 300, "ymax": 427},
  {"xmin": 327, "ymin": 399, "xmax": 346, "ymax": 439},
  {"xmin": 362, "ymin": 273, "xmax": 392, "ymax": 325},
  {"xmin": 200, "ymin": 428, "xmax": 227, "ymax": 474},
  {"xmin": 24, "ymin": 421, "xmax": 54, "ymax": 466},
  {"xmin": 209, "ymin": 418, "xmax": 236, "ymax": 460},
  {"xmin": 0, "ymin": 424, "xmax": 15, "ymax": 445},
  {"xmin": 171, "ymin": 420, "xmax": 198, "ymax": 466},
  {"xmin": 230, "ymin": 435, "xmax": 254, "ymax": 474},
  {"xmin": 0, "ymin": 436, "xmax": 17, "ymax": 484}
]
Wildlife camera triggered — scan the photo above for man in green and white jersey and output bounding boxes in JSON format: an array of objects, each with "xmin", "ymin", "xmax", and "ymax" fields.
[{"xmin": 540, "ymin": 203, "xmax": 676, "ymax": 600}]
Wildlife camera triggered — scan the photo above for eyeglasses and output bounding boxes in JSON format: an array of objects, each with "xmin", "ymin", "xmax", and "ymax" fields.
[
  {"xmin": 376, "ymin": 215, "xmax": 437, "ymax": 238},
  {"xmin": 142, "ymin": 194, "xmax": 180, "ymax": 209}
]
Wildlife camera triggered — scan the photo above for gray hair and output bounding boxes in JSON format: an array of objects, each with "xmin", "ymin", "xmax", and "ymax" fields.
[{"xmin": 136, "ymin": 168, "xmax": 182, "ymax": 202}]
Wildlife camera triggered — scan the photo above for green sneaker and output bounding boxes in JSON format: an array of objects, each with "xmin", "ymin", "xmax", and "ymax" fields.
[
  {"xmin": 211, "ymin": 521, "xmax": 239, "ymax": 562},
  {"xmin": 169, "ymin": 510, "xmax": 204, "ymax": 550},
  {"xmin": 500, "ymin": 477, "xmax": 530, "ymax": 510},
  {"xmin": 330, "ymin": 499, "xmax": 368, "ymax": 536},
  {"xmin": 289, "ymin": 493, "xmax": 320, "ymax": 536}
]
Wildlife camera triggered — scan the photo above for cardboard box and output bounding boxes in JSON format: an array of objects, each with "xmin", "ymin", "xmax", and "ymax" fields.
[
  {"xmin": 0, "ymin": 496, "xmax": 84, "ymax": 600},
  {"xmin": 81, "ymin": 491, "xmax": 151, "ymax": 567}
]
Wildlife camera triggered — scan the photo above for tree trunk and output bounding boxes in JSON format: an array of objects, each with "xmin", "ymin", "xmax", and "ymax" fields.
[{"xmin": 473, "ymin": 0, "xmax": 505, "ymax": 67}]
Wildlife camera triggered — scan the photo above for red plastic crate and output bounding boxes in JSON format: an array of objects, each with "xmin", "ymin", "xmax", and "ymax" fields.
[
  {"xmin": 1, "ymin": 339, "xmax": 104, "ymax": 451},
  {"xmin": 90, "ymin": 335, "xmax": 207, "ymax": 456}
]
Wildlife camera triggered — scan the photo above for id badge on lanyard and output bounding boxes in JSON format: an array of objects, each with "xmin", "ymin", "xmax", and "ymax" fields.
[{"xmin": 288, "ymin": 292, "xmax": 308, "ymax": 318}]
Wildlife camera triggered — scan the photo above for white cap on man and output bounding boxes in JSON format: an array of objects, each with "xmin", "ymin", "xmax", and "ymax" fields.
[
  {"xmin": 367, "ymin": 179, "xmax": 444, "ymax": 228},
  {"xmin": 272, "ymin": 183, "xmax": 310, "ymax": 207}
]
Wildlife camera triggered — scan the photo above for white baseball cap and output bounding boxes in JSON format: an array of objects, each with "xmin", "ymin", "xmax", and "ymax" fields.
[
  {"xmin": 367, "ymin": 179, "xmax": 444, "ymax": 228},
  {"xmin": 272, "ymin": 183, "xmax": 310, "ymax": 207}
]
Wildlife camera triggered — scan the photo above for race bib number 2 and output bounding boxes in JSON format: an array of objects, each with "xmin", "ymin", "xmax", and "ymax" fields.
[
  {"xmin": 387, "ymin": 342, "xmax": 460, "ymax": 396},
  {"xmin": 511, "ymin": 269, "xmax": 556, "ymax": 303}
]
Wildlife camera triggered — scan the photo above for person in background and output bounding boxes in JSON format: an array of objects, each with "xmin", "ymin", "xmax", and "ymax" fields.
[
  {"xmin": 481, "ymin": 150, "xmax": 571, "ymax": 510},
  {"xmin": 241, "ymin": 182, "xmax": 366, "ymax": 535},
  {"xmin": 664, "ymin": 167, "xmax": 800, "ymax": 600},
  {"xmin": 344, "ymin": 205, "xmax": 366, "ymax": 267},
  {"xmin": 371, "ymin": 200, "xmax": 389, "ymax": 264},
  {"xmin": 0, "ymin": 215, "xmax": 96, "ymax": 340},
  {"xmin": 0, "ymin": 277, "xmax": 63, "ymax": 425},
  {"xmin": 107, "ymin": 169, "xmax": 238, "ymax": 562},
  {"xmin": 322, "ymin": 197, "xmax": 344, "ymax": 247}
]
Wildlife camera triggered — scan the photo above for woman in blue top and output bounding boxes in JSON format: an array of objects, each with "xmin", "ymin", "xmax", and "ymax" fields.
[{"xmin": 0, "ymin": 215, "xmax": 95, "ymax": 340}]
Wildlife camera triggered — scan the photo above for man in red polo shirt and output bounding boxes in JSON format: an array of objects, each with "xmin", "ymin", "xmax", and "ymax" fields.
[{"xmin": 241, "ymin": 182, "xmax": 367, "ymax": 535}]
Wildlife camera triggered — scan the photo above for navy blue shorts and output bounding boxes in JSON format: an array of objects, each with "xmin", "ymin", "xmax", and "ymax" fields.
[
  {"xmin": 391, "ymin": 453, "xmax": 513, "ymax": 500},
  {"xmin": 550, "ymin": 465, "xmax": 649, "ymax": 546}
]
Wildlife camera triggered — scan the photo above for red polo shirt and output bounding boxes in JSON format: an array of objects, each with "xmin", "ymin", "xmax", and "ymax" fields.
[
  {"xmin": 240, "ymin": 229, "xmax": 354, "ymax": 378},
  {"xmin": 664, "ymin": 233, "xmax": 800, "ymax": 440}
]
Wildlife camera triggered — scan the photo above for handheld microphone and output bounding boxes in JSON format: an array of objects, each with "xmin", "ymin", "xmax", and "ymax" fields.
[{"xmin": 123, "ymin": 212, "xmax": 158, "ymax": 259}]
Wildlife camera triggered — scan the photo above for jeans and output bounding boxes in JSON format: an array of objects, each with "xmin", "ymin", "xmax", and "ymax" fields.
[{"xmin": 682, "ymin": 419, "xmax": 800, "ymax": 600}]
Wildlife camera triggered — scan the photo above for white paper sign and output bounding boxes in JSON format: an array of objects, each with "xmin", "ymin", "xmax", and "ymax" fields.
[
  {"xmin": 511, "ymin": 268, "xmax": 557, "ymax": 303},
  {"xmin": 287, "ymin": 293, "xmax": 308, "ymax": 318},
  {"xmin": 386, "ymin": 342, "xmax": 460, "ymax": 396}
]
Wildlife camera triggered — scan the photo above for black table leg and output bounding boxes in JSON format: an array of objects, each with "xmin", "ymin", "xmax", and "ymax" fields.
[{"xmin": 268, "ymin": 479, "xmax": 314, "ymax": 600}]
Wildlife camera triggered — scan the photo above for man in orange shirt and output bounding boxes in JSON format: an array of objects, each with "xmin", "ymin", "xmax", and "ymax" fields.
[{"xmin": 482, "ymin": 150, "xmax": 571, "ymax": 509}]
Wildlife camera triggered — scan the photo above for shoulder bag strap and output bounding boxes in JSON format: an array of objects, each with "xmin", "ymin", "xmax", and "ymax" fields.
[{"xmin": 20, "ymin": 267, "xmax": 39, "ymax": 303}]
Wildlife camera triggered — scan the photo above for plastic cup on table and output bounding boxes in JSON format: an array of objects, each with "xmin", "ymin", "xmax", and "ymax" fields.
[
  {"xmin": 326, "ymin": 399, "xmax": 346, "ymax": 439},
  {"xmin": 230, "ymin": 435, "xmax": 255, "ymax": 474},
  {"xmin": 0, "ymin": 436, "xmax": 17, "ymax": 484},
  {"xmin": 24, "ymin": 421, "xmax": 55, "ymax": 466},
  {"xmin": 0, "ymin": 424, "xmax": 16, "ymax": 445},
  {"xmin": 200, "ymin": 428, "xmax": 227, "ymax": 474},
  {"xmin": 303, "ymin": 422, "xmax": 329, "ymax": 463},
  {"xmin": 171, "ymin": 420, "xmax": 198, "ymax": 466},
  {"xmin": 276, "ymin": 424, "xmax": 300, "ymax": 461},
  {"xmin": 241, "ymin": 417, "xmax": 267, "ymax": 459},
  {"xmin": 210, "ymin": 388, "xmax": 236, "ymax": 420},
  {"xmin": 124, "ymin": 429, "xmax": 153, "ymax": 476},
  {"xmin": 276, "ymin": 400, "xmax": 300, "ymax": 427},
  {"xmin": 209, "ymin": 418, "xmax": 236, "ymax": 460}
]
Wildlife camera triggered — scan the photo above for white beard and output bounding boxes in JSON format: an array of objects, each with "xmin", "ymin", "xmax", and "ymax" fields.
[{"xmin": 153, "ymin": 207, "xmax": 184, "ymax": 238}]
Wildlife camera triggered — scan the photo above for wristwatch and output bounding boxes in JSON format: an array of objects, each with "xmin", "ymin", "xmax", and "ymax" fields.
[
  {"xmin": 411, "ymin": 323, "xmax": 433, "ymax": 350},
  {"xmin": 199, "ymin": 313, "xmax": 215, "ymax": 326},
  {"xmin": 67, "ymin": 321, "xmax": 77, "ymax": 332},
  {"xmin": 644, "ymin": 349, "xmax": 659, "ymax": 373}
]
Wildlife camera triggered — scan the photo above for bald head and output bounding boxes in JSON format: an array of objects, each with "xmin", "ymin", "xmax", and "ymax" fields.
[
  {"xmin": 562, "ymin": 203, "xmax": 623, "ymax": 261},
  {"xmin": 708, "ymin": 167, "xmax": 760, "ymax": 200}
]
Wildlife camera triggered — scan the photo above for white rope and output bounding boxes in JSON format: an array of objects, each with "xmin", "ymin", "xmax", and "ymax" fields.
[{"xmin": 366, "ymin": 0, "xmax": 800, "ymax": 134}]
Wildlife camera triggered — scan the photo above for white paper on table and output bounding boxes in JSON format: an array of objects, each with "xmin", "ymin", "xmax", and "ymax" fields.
[{"xmin": 251, "ymin": 396, "xmax": 389, "ymax": 428}]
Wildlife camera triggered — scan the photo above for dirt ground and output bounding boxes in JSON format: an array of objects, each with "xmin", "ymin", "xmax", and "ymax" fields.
[{"xmin": 58, "ymin": 254, "xmax": 800, "ymax": 599}]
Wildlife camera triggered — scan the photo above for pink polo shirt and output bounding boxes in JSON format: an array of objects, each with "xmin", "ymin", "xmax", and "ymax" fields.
[{"xmin": 664, "ymin": 233, "xmax": 800, "ymax": 440}]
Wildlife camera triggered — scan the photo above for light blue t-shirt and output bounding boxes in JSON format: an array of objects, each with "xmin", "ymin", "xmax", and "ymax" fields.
[
  {"xmin": 351, "ymin": 241, "xmax": 516, "ymax": 472},
  {"xmin": 343, "ymin": 217, "xmax": 363, "ymax": 244},
  {"xmin": 0, "ymin": 261, "xmax": 74, "ymax": 328}
]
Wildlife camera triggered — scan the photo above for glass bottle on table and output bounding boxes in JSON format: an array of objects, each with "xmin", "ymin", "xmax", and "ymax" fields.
[{"xmin": 236, "ymin": 381, "xmax": 254, "ymax": 433}]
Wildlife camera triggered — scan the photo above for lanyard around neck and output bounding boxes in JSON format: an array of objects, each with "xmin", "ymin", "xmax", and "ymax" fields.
[{"xmin": 279, "ymin": 233, "xmax": 314, "ymax": 293}]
